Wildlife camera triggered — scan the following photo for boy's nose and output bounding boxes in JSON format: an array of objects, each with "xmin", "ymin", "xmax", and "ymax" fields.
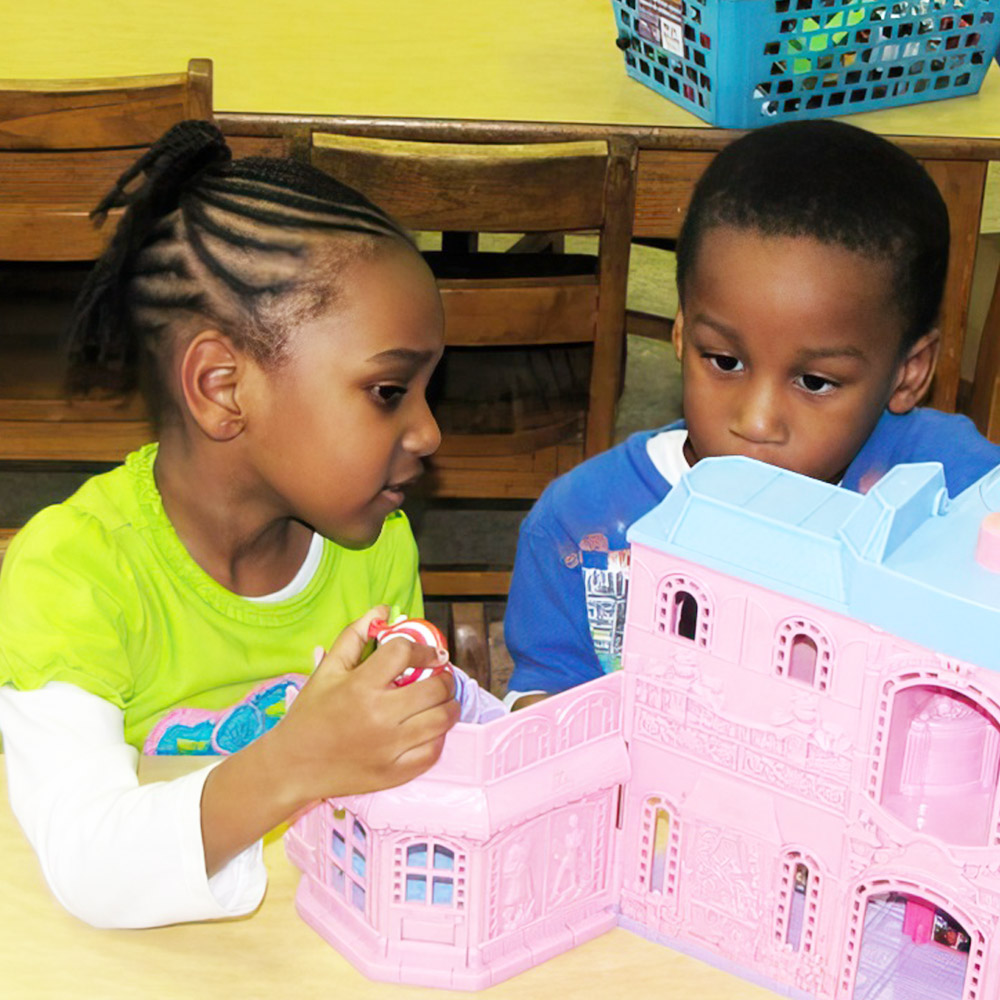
[{"xmin": 733, "ymin": 382, "xmax": 786, "ymax": 445}]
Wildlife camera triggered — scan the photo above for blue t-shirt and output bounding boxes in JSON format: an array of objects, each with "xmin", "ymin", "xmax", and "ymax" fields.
[{"xmin": 505, "ymin": 409, "xmax": 1000, "ymax": 695}]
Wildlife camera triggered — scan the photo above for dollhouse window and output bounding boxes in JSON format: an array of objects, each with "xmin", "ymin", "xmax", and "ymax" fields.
[
  {"xmin": 639, "ymin": 796, "xmax": 681, "ymax": 897},
  {"xmin": 400, "ymin": 841, "xmax": 465, "ymax": 909},
  {"xmin": 328, "ymin": 807, "xmax": 369, "ymax": 914},
  {"xmin": 774, "ymin": 852, "xmax": 821, "ymax": 954},
  {"xmin": 657, "ymin": 575, "xmax": 712, "ymax": 649},
  {"xmin": 774, "ymin": 619, "xmax": 832, "ymax": 691}
]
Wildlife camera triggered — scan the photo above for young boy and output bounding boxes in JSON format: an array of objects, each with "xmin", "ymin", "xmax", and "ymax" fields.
[{"xmin": 504, "ymin": 119, "xmax": 1000, "ymax": 705}]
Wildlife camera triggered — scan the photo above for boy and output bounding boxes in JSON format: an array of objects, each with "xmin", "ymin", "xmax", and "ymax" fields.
[{"xmin": 504, "ymin": 120, "xmax": 1000, "ymax": 705}]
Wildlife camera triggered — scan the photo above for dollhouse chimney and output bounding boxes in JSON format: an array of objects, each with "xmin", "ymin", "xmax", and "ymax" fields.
[{"xmin": 975, "ymin": 512, "xmax": 1000, "ymax": 573}]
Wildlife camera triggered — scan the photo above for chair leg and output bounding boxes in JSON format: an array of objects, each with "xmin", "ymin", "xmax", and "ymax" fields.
[
  {"xmin": 487, "ymin": 618, "xmax": 514, "ymax": 699},
  {"xmin": 452, "ymin": 602, "xmax": 490, "ymax": 691}
]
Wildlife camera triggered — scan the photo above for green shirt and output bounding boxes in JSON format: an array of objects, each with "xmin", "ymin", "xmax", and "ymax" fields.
[{"xmin": 0, "ymin": 444, "xmax": 422, "ymax": 750}]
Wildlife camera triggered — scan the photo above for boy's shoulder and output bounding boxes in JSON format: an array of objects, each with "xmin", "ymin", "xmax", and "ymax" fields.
[
  {"xmin": 846, "ymin": 408, "xmax": 1000, "ymax": 497},
  {"xmin": 525, "ymin": 424, "xmax": 681, "ymax": 539}
]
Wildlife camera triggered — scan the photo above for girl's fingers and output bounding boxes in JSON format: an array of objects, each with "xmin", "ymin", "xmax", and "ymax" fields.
[
  {"xmin": 363, "ymin": 639, "xmax": 442, "ymax": 688},
  {"xmin": 316, "ymin": 605, "xmax": 391, "ymax": 676},
  {"xmin": 394, "ymin": 700, "xmax": 461, "ymax": 767},
  {"xmin": 388, "ymin": 668, "xmax": 456, "ymax": 720}
]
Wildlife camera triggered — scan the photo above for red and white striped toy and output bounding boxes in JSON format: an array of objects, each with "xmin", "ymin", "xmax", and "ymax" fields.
[{"xmin": 367, "ymin": 616, "xmax": 453, "ymax": 688}]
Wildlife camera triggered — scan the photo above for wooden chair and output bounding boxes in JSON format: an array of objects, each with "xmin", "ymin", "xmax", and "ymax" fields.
[
  {"xmin": 967, "ymin": 259, "xmax": 1000, "ymax": 442},
  {"xmin": 0, "ymin": 58, "xmax": 213, "ymax": 463},
  {"xmin": 310, "ymin": 133, "xmax": 638, "ymax": 598}
]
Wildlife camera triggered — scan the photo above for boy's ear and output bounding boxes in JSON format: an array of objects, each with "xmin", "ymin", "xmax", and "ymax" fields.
[
  {"xmin": 887, "ymin": 328, "xmax": 940, "ymax": 415},
  {"xmin": 671, "ymin": 306, "xmax": 685, "ymax": 361},
  {"xmin": 179, "ymin": 331, "xmax": 247, "ymax": 441}
]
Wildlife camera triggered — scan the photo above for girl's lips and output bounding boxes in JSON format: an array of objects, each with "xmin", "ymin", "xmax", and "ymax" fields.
[{"xmin": 379, "ymin": 476, "xmax": 417, "ymax": 507}]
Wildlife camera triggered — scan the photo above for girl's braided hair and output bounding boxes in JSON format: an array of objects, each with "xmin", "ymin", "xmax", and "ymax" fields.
[{"xmin": 68, "ymin": 119, "xmax": 411, "ymax": 408}]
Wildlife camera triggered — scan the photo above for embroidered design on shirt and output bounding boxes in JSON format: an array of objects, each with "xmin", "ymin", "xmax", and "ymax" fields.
[
  {"xmin": 143, "ymin": 673, "xmax": 306, "ymax": 755},
  {"xmin": 581, "ymin": 542, "xmax": 630, "ymax": 674}
]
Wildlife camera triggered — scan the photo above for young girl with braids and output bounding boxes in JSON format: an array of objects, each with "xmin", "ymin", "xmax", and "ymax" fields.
[{"xmin": 0, "ymin": 120, "xmax": 500, "ymax": 928}]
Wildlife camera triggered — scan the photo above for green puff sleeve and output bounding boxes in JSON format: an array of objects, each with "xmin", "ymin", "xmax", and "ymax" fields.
[{"xmin": 0, "ymin": 505, "xmax": 143, "ymax": 708}]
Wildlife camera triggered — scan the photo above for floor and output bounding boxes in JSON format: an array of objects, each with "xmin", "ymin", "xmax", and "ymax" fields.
[{"xmin": 853, "ymin": 895, "xmax": 968, "ymax": 1000}]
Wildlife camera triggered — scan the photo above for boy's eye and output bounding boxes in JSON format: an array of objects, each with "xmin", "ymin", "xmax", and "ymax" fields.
[
  {"xmin": 796, "ymin": 373, "xmax": 838, "ymax": 395},
  {"xmin": 705, "ymin": 353, "xmax": 744, "ymax": 374},
  {"xmin": 371, "ymin": 384, "xmax": 407, "ymax": 406}
]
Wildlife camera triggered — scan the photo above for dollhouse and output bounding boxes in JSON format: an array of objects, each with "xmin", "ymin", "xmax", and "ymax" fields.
[{"xmin": 285, "ymin": 456, "xmax": 1000, "ymax": 999}]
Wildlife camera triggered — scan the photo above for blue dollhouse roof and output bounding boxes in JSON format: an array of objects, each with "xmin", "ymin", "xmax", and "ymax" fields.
[{"xmin": 628, "ymin": 457, "xmax": 1000, "ymax": 672}]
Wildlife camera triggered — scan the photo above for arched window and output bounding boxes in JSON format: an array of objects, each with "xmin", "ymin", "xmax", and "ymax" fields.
[
  {"xmin": 878, "ymin": 682, "xmax": 1000, "ymax": 846},
  {"xmin": 774, "ymin": 618, "xmax": 833, "ymax": 691},
  {"xmin": 396, "ymin": 840, "xmax": 466, "ymax": 910},
  {"xmin": 657, "ymin": 574, "xmax": 712, "ymax": 649},
  {"xmin": 329, "ymin": 807, "xmax": 369, "ymax": 914},
  {"xmin": 638, "ymin": 795, "xmax": 681, "ymax": 897},
  {"xmin": 774, "ymin": 851, "xmax": 821, "ymax": 955}
]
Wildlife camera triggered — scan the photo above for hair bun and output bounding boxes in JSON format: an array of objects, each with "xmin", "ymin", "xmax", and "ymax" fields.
[{"xmin": 93, "ymin": 118, "xmax": 232, "ymax": 220}]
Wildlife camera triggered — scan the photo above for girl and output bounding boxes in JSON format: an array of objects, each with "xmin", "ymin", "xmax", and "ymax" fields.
[{"xmin": 0, "ymin": 120, "xmax": 492, "ymax": 928}]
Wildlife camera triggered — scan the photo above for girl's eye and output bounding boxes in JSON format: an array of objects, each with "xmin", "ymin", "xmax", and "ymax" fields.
[
  {"xmin": 796, "ymin": 373, "xmax": 838, "ymax": 395},
  {"xmin": 371, "ymin": 384, "xmax": 407, "ymax": 406},
  {"xmin": 705, "ymin": 353, "xmax": 744, "ymax": 374}
]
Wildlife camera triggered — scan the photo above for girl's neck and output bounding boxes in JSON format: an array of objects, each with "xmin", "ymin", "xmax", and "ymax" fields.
[{"xmin": 152, "ymin": 435, "xmax": 314, "ymax": 597}]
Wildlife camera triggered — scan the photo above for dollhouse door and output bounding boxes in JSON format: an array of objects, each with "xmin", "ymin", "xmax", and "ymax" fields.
[{"xmin": 852, "ymin": 892, "xmax": 970, "ymax": 1000}]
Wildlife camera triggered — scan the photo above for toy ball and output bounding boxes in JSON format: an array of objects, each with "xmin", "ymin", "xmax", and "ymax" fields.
[{"xmin": 367, "ymin": 616, "xmax": 453, "ymax": 688}]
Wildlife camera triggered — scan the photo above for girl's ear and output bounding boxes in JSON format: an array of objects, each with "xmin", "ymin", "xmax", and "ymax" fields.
[
  {"xmin": 671, "ymin": 306, "xmax": 685, "ymax": 362},
  {"xmin": 179, "ymin": 331, "xmax": 247, "ymax": 441},
  {"xmin": 887, "ymin": 328, "xmax": 940, "ymax": 415}
]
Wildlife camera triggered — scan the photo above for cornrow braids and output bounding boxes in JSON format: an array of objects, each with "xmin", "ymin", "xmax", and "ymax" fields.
[{"xmin": 66, "ymin": 119, "xmax": 413, "ymax": 409}]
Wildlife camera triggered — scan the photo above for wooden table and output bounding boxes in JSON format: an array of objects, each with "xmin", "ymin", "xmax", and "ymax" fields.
[
  {"xmin": 7, "ymin": 0, "xmax": 1000, "ymax": 414},
  {"xmin": 0, "ymin": 755, "xmax": 781, "ymax": 1000}
]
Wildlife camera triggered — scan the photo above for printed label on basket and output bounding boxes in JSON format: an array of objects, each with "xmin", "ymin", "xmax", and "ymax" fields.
[{"xmin": 637, "ymin": 0, "xmax": 684, "ymax": 58}]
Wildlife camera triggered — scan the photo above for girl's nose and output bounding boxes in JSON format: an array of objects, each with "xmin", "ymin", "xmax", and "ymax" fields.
[{"xmin": 405, "ymin": 395, "xmax": 442, "ymax": 458}]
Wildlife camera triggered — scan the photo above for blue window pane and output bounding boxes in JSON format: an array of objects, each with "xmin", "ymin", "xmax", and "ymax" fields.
[
  {"xmin": 351, "ymin": 880, "xmax": 366, "ymax": 912},
  {"xmin": 332, "ymin": 830, "xmax": 346, "ymax": 859},
  {"xmin": 406, "ymin": 875, "xmax": 427, "ymax": 902},
  {"xmin": 352, "ymin": 848, "xmax": 366, "ymax": 878},
  {"xmin": 330, "ymin": 863, "xmax": 345, "ymax": 894},
  {"xmin": 433, "ymin": 846, "xmax": 455, "ymax": 870},
  {"xmin": 407, "ymin": 843, "xmax": 427, "ymax": 867},
  {"xmin": 353, "ymin": 820, "xmax": 366, "ymax": 846},
  {"xmin": 432, "ymin": 877, "xmax": 454, "ymax": 906}
]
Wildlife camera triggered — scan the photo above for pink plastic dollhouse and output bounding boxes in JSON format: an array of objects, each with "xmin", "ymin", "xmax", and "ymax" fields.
[{"xmin": 285, "ymin": 456, "xmax": 1000, "ymax": 999}]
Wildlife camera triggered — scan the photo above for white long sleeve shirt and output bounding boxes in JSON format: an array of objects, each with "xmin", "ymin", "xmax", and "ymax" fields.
[{"xmin": 0, "ymin": 680, "xmax": 267, "ymax": 928}]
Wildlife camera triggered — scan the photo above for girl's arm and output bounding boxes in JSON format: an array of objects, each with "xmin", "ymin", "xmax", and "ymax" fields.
[
  {"xmin": 0, "ymin": 682, "xmax": 265, "ymax": 928},
  {"xmin": 199, "ymin": 614, "xmax": 458, "ymax": 877}
]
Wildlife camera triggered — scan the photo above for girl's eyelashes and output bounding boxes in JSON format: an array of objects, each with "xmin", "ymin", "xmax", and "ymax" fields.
[
  {"xmin": 370, "ymin": 383, "xmax": 408, "ymax": 407},
  {"xmin": 795, "ymin": 372, "xmax": 839, "ymax": 395},
  {"xmin": 703, "ymin": 352, "xmax": 744, "ymax": 374}
]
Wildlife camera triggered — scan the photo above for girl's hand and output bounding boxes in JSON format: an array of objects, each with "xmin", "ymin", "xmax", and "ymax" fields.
[
  {"xmin": 264, "ymin": 607, "xmax": 460, "ymax": 807},
  {"xmin": 200, "ymin": 607, "xmax": 459, "ymax": 877}
]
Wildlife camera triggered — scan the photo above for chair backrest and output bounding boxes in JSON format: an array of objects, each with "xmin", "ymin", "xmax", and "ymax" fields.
[
  {"xmin": 968, "ymin": 259, "xmax": 1000, "ymax": 442},
  {"xmin": 0, "ymin": 58, "xmax": 212, "ymax": 260},
  {"xmin": 310, "ymin": 133, "xmax": 637, "ymax": 462}
]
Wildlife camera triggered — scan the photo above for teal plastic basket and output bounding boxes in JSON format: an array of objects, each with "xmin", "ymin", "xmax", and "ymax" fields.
[{"xmin": 610, "ymin": 0, "xmax": 1000, "ymax": 128}]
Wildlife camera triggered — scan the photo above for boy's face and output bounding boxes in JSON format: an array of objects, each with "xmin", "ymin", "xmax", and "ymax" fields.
[{"xmin": 674, "ymin": 226, "xmax": 935, "ymax": 484}]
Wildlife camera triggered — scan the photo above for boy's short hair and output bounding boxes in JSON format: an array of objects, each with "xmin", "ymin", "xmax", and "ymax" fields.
[{"xmin": 675, "ymin": 120, "xmax": 950, "ymax": 351}]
